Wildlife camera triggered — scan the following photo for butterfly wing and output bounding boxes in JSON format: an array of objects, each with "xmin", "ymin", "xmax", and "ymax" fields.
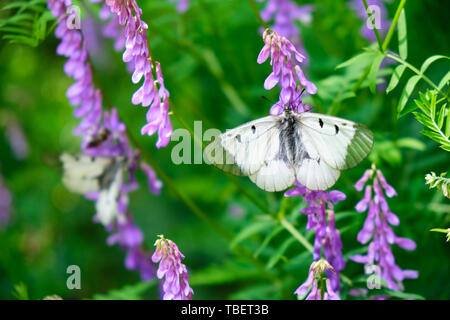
[
  {"xmin": 205, "ymin": 116, "xmax": 296, "ymax": 191},
  {"xmin": 296, "ymin": 113, "xmax": 374, "ymax": 170},
  {"xmin": 60, "ymin": 153, "xmax": 115, "ymax": 194},
  {"xmin": 205, "ymin": 116, "xmax": 278, "ymax": 176},
  {"xmin": 95, "ymin": 166, "xmax": 122, "ymax": 226}
]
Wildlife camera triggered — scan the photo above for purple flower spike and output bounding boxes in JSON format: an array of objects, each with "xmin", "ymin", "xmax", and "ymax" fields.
[
  {"xmin": 351, "ymin": 166, "xmax": 418, "ymax": 293},
  {"xmin": 258, "ymin": 0, "xmax": 313, "ymax": 62},
  {"xmin": 294, "ymin": 259, "xmax": 340, "ymax": 300},
  {"xmin": 284, "ymin": 181, "xmax": 346, "ymax": 292},
  {"xmin": 258, "ymin": 29, "xmax": 316, "ymax": 114},
  {"xmin": 105, "ymin": 0, "xmax": 173, "ymax": 148},
  {"xmin": 152, "ymin": 235, "xmax": 194, "ymax": 300}
]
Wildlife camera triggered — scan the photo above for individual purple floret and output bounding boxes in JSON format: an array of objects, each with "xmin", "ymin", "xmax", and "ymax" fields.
[
  {"xmin": 258, "ymin": 0, "xmax": 313, "ymax": 62},
  {"xmin": 351, "ymin": 165, "xmax": 418, "ymax": 292},
  {"xmin": 257, "ymin": 29, "xmax": 317, "ymax": 115},
  {"xmin": 152, "ymin": 235, "xmax": 194, "ymax": 300},
  {"xmin": 285, "ymin": 181, "xmax": 346, "ymax": 292},
  {"xmin": 104, "ymin": 0, "xmax": 173, "ymax": 148},
  {"xmin": 294, "ymin": 259, "xmax": 340, "ymax": 300}
]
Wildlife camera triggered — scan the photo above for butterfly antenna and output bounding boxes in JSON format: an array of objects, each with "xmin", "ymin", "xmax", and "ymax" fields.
[{"xmin": 261, "ymin": 96, "xmax": 273, "ymax": 103}]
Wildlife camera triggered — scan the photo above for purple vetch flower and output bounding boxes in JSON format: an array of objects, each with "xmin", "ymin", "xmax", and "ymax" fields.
[
  {"xmin": 350, "ymin": 166, "xmax": 418, "ymax": 292},
  {"xmin": 104, "ymin": 0, "xmax": 173, "ymax": 148},
  {"xmin": 0, "ymin": 174, "xmax": 12, "ymax": 228},
  {"xmin": 168, "ymin": 0, "xmax": 190, "ymax": 13},
  {"xmin": 285, "ymin": 181, "xmax": 346, "ymax": 292},
  {"xmin": 152, "ymin": 235, "xmax": 194, "ymax": 300},
  {"xmin": 257, "ymin": 0, "xmax": 313, "ymax": 62},
  {"xmin": 48, "ymin": 0, "xmax": 101, "ymax": 131},
  {"xmin": 48, "ymin": 0, "xmax": 161, "ymax": 281},
  {"xmin": 349, "ymin": 0, "xmax": 391, "ymax": 42},
  {"xmin": 258, "ymin": 29, "xmax": 317, "ymax": 115},
  {"xmin": 294, "ymin": 259, "xmax": 340, "ymax": 300}
]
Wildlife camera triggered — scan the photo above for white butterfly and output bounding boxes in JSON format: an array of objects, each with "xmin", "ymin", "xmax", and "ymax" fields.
[
  {"xmin": 205, "ymin": 109, "xmax": 374, "ymax": 192},
  {"xmin": 60, "ymin": 153, "xmax": 126, "ymax": 225}
]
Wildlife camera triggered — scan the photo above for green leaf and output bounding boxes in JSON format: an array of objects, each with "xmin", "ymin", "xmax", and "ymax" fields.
[
  {"xmin": 335, "ymin": 50, "xmax": 377, "ymax": 69},
  {"xmin": 12, "ymin": 282, "xmax": 29, "ymax": 300},
  {"xmin": 254, "ymin": 225, "xmax": 284, "ymax": 258},
  {"xmin": 266, "ymin": 237, "xmax": 295, "ymax": 270},
  {"xmin": 92, "ymin": 281, "xmax": 156, "ymax": 300},
  {"xmin": 446, "ymin": 105, "xmax": 450, "ymax": 137},
  {"xmin": 437, "ymin": 104, "xmax": 447, "ymax": 129},
  {"xmin": 368, "ymin": 54, "xmax": 384, "ymax": 93},
  {"xmin": 189, "ymin": 262, "xmax": 261, "ymax": 286},
  {"xmin": 382, "ymin": 289, "xmax": 425, "ymax": 300},
  {"xmin": 420, "ymin": 55, "xmax": 449, "ymax": 74},
  {"xmin": 229, "ymin": 219, "xmax": 274, "ymax": 249},
  {"xmin": 397, "ymin": 75, "xmax": 421, "ymax": 116},
  {"xmin": 397, "ymin": 9, "xmax": 408, "ymax": 59},
  {"xmin": 386, "ymin": 64, "xmax": 406, "ymax": 93},
  {"xmin": 396, "ymin": 137, "xmax": 426, "ymax": 151},
  {"xmin": 438, "ymin": 70, "xmax": 450, "ymax": 90}
]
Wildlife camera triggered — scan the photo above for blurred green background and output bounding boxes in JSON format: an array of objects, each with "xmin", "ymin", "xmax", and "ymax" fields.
[{"xmin": 0, "ymin": 0, "xmax": 449, "ymax": 299}]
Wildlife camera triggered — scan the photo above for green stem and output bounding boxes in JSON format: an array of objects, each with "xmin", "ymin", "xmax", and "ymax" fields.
[
  {"xmin": 362, "ymin": 0, "xmax": 384, "ymax": 53},
  {"xmin": 280, "ymin": 218, "xmax": 314, "ymax": 253},
  {"xmin": 247, "ymin": 0, "xmax": 269, "ymax": 29},
  {"xmin": 353, "ymin": 0, "xmax": 407, "ymax": 92},
  {"xmin": 382, "ymin": 0, "xmax": 407, "ymax": 52}
]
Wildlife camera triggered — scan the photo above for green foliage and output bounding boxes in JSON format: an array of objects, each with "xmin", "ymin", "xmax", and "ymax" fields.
[
  {"xmin": 411, "ymin": 90, "xmax": 450, "ymax": 151},
  {"xmin": 0, "ymin": 0, "xmax": 54, "ymax": 47},
  {"xmin": 11, "ymin": 282, "xmax": 29, "ymax": 300},
  {"xmin": 425, "ymin": 172, "xmax": 450, "ymax": 198},
  {"xmin": 92, "ymin": 281, "xmax": 156, "ymax": 300},
  {"xmin": 430, "ymin": 228, "xmax": 450, "ymax": 242}
]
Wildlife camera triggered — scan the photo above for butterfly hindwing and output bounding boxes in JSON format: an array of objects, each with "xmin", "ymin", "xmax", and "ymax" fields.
[{"xmin": 296, "ymin": 113, "xmax": 374, "ymax": 170}]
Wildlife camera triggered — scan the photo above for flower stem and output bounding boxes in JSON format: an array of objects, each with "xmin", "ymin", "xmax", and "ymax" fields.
[
  {"xmin": 247, "ymin": 0, "xmax": 270, "ymax": 29},
  {"xmin": 362, "ymin": 0, "xmax": 384, "ymax": 53},
  {"xmin": 382, "ymin": 0, "xmax": 407, "ymax": 52}
]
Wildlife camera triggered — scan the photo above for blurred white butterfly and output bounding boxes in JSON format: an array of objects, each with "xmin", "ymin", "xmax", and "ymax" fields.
[
  {"xmin": 60, "ymin": 153, "xmax": 126, "ymax": 225},
  {"xmin": 205, "ymin": 109, "xmax": 373, "ymax": 192}
]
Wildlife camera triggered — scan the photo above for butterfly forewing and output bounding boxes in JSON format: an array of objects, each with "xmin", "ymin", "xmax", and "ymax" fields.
[
  {"xmin": 205, "ymin": 116, "xmax": 279, "ymax": 176},
  {"xmin": 297, "ymin": 113, "xmax": 374, "ymax": 170}
]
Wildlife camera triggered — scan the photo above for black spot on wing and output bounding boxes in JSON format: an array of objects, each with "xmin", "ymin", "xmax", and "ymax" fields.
[
  {"xmin": 319, "ymin": 118, "xmax": 324, "ymax": 128},
  {"xmin": 235, "ymin": 134, "xmax": 241, "ymax": 143},
  {"xmin": 251, "ymin": 125, "xmax": 256, "ymax": 133},
  {"xmin": 334, "ymin": 125, "xmax": 339, "ymax": 134}
]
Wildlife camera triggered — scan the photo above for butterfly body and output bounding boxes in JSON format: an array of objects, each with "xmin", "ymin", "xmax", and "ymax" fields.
[{"xmin": 205, "ymin": 110, "xmax": 373, "ymax": 192}]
